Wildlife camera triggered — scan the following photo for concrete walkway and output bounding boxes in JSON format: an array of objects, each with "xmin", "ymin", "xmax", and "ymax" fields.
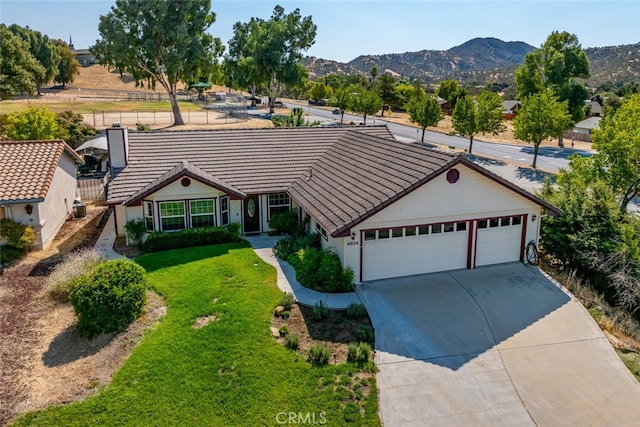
[
  {"xmin": 245, "ymin": 234, "xmax": 361, "ymax": 309},
  {"xmin": 94, "ymin": 212, "xmax": 125, "ymax": 260}
]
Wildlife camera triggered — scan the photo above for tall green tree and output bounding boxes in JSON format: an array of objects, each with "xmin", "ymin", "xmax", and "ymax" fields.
[
  {"xmin": 515, "ymin": 31, "xmax": 590, "ymax": 146},
  {"xmin": 513, "ymin": 90, "xmax": 570, "ymax": 169},
  {"xmin": 436, "ymin": 79, "xmax": 466, "ymax": 110},
  {"xmin": 309, "ymin": 81, "xmax": 332, "ymax": 102},
  {"xmin": 375, "ymin": 73, "xmax": 397, "ymax": 114},
  {"xmin": 404, "ymin": 90, "xmax": 443, "ymax": 143},
  {"xmin": 350, "ymin": 87, "xmax": 382, "ymax": 125},
  {"xmin": 370, "ymin": 66, "xmax": 378, "ymax": 84},
  {"xmin": 451, "ymin": 92, "xmax": 505, "ymax": 154},
  {"xmin": 591, "ymin": 94, "xmax": 640, "ymax": 212},
  {"xmin": 4, "ymin": 106, "xmax": 60, "ymax": 140},
  {"xmin": 8, "ymin": 25, "xmax": 61, "ymax": 95},
  {"xmin": 227, "ymin": 5, "xmax": 316, "ymax": 111},
  {"xmin": 331, "ymin": 88, "xmax": 353, "ymax": 124},
  {"xmin": 52, "ymin": 40, "xmax": 80, "ymax": 88},
  {"xmin": 0, "ymin": 24, "xmax": 45, "ymax": 99},
  {"xmin": 92, "ymin": 0, "xmax": 223, "ymax": 126}
]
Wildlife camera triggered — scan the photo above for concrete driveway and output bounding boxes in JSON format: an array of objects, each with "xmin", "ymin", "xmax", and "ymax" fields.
[{"xmin": 357, "ymin": 263, "xmax": 640, "ymax": 426}]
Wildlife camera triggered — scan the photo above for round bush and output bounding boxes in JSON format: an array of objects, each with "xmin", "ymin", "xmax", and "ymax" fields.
[{"xmin": 70, "ymin": 259, "xmax": 147, "ymax": 338}]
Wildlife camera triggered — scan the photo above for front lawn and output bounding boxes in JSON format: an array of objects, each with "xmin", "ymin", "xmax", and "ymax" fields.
[{"xmin": 14, "ymin": 242, "xmax": 379, "ymax": 426}]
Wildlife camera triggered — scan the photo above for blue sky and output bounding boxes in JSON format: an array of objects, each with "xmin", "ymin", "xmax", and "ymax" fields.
[{"xmin": 1, "ymin": 0, "xmax": 638, "ymax": 62}]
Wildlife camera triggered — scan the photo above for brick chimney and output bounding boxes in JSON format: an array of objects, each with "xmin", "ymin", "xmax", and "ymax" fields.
[{"xmin": 106, "ymin": 123, "xmax": 129, "ymax": 170}]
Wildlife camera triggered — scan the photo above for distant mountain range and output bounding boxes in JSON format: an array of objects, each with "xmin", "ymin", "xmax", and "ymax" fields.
[{"xmin": 303, "ymin": 37, "xmax": 640, "ymax": 88}]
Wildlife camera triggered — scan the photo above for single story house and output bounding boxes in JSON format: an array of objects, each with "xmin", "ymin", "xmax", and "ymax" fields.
[
  {"xmin": 568, "ymin": 116, "xmax": 601, "ymax": 143},
  {"xmin": 106, "ymin": 125, "xmax": 558, "ymax": 283},
  {"xmin": 501, "ymin": 100, "xmax": 521, "ymax": 120},
  {"xmin": 0, "ymin": 140, "xmax": 84, "ymax": 249},
  {"xmin": 584, "ymin": 99, "xmax": 603, "ymax": 116}
]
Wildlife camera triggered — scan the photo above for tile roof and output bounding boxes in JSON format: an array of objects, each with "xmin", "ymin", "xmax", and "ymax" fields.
[
  {"xmin": 108, "ymin": 126, "xmax": 558, "ymax": 235},
  {"xmin": 107, "ymin": 126, "xmax": 394, "ymax": 203},
  {"xmin": 0, "ymin": 140, "xmax": 83, "ymax": 203},
  {"xmin": 287, "ymin": 132, "xmax": 459, "ymax": 236}
]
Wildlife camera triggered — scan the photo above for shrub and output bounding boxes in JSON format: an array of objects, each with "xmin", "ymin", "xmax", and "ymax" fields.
[
  {"xmin": 346, "ymin": 303, "xmax": 367, "ymax": 319},
  {"xmin": 0, "ymin": 218, "xmax": 36, "ymax": 249},
  {"xmin": 144, "ymin": 224, "xmax": 240, "ymax": 252},
  {"xmin": 280, "ymin": 292, "xmax": 295, "ymax": 310},
  {"xmin": 0, "ymin": 245, "xmax": 25, "ymax": 264},
  {"xmin": 273, "ymin": 232, "xmax": 320, "ymax": 260},
  {"xmin": 290, "ymin": 247, "xmax": 354, "ymax": 293},
  {"xmin": 308, "ymin": 344, "xmax": 330, "ymax": 365},
  {"xmin": 278, "ymin": 325, "xmax": 289, "ymax": 337},
  {"xmin": 70, "ymin": 259, "xmax": 147, "ymax": 338},
  {"xmin": 280, "ymin": 310, "xmax": 290, "ymax": 319},
  {"xmin": 268, "ymin": 209, "xmax": 300, "ymax": 235},
  {"xmin": 47, "ymin": 248, "xmax": 106, "ymax": 302},
  {"xmin": 347, "ymin": 342, "xmax": 371, "ymax": 364},
  {"xmin": 136, "ymin": 122, "xmax": 151, "ymax": 131},
  {"xmin": 125, "ymin": 219, "xmax": 147, "ymax": 249},
  {"xmin": 312, "ymin": 300, "xmax": 328, "ymax": 321},
  {"xmin": 356, "ymin": 326, "xmax": 374, "ymax": 343},
  {"xmin": 286, "ymin": 334, "xmax": 299, "ymax": 350}
]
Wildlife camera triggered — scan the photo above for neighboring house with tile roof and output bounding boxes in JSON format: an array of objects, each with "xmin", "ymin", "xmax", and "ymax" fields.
[
  {"xmin": 0, "ymin": 140, "xmax": 84, "ymax": 249},
  {"xmin": 106, "ymin": 125, "xmax": 557, "ymax": 282}
]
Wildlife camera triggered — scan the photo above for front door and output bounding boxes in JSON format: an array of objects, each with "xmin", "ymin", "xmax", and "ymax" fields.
[{"xmin": 243, "ymin": 195, "xmax": 260, "ymax": 234}]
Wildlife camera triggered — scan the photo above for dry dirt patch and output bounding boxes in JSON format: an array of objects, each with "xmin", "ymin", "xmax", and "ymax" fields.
[{"xmin": 0, "ymin": 204, "xmax": 166, "ymax": 425}]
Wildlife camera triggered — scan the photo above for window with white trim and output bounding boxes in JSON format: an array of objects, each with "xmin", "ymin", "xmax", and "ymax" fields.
[
  {"xmin": 159, "ymin": 201, "xmax": 186, "ymax": 231},
  {"xmin": 143, "ymin": 201, "xmax": 154, "ymax": 231},
  {"xmin": 190, "ymin": 199, "xmax": 215, "ymax": 228},
  {"xmin": 268, "ymin": 193, "xmax": 290, "ymax": 219},
  {"xmin": 220, "ymin": 196, "xmax": 229, "ymax": 225},
  {"xmin": 315, "ymin": 222, "xmax": 328, "ymax": 240}
]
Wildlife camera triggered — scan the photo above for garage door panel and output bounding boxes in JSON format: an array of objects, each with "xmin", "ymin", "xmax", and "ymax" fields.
[
  {"xmin": 475, "ymin": 224, "xmax": 522, "ymax": 267},
  {"xmin": 363, "ymin": 232, "xmax": 468, "ymax": 281}
]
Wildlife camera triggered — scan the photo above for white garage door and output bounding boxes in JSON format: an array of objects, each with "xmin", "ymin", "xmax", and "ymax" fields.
[
  {"xmin": 475, "ymin": 216, "xmax": 523, "ymax": 267},
  {"xmin": 362, "ymin": 221, "xmax": 469, "ymax": 281}
]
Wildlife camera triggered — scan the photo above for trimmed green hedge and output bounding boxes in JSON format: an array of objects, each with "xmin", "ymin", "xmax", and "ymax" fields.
[{"xmin": 144, "ymin": 223, "xmax": 241, "ymax": 253}]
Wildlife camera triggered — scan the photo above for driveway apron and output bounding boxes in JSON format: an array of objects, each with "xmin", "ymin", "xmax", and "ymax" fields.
[{"xmin": 357, "ymin": 263, "xmax": 640, "ymax": 426}]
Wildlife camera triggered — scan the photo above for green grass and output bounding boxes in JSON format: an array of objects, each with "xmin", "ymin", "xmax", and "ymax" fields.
[
  {"xmin": 0, "ymin": 100, "xmax": 203, "ymax": 114},
  {"xmin": 617, "ymin": 349, "xmax": 640, "ymax": 381},
  {"xmin": 13, "ymin": 242, "xmax": 380, "ymax": 427}
]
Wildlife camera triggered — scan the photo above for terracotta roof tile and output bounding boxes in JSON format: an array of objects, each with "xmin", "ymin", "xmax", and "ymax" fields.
[{"xmin": 0, "ymin": 140, "xmax": 83, "ymax": 203}]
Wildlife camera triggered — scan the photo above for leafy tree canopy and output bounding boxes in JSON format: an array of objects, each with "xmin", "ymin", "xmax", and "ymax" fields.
[
  {"xmin": 8, "ymin": 24, "xmax": 61, "ymax": 94},
  {"xmin": 52, "ymin": 40, "xmax": 80, "ymax": 88},
  {"xmin": 92, "ymin": 0, "xmax": 223, "ymax": 125},
  {"xmin": 513, "ymin": 90, "xmax": 570, "ymax": 168},
  {"xmin": 227, "ymin": 5, "xmax": 316, "ymax": 109},
  {"xmin": 591, "ymin": 93, "xmax": 640, "ymax": 212},
  {"xmin": 436, "ymin": 79, "xmax": 466, "ymax": 110},
  {"xmin": 516, "ymin": 31, "xmax": 590, "ymax": 142},
  {"xmin": 451, "ymin": 91, "xmax": 505, "ymax": 153},
  {"xmin": 3, "ymin": 106, "xmax": 60, "ymax": 140},
  {"xmin": 349, "ymin": 86, "xmax": 382, "ymax": 124},
  {"xmin": 404, "ymin": 90, "xmax": 443, "ymax": 143},
  {"xmin": 0, "ymin": 24, "xmax": 45, "ymax": 99}
]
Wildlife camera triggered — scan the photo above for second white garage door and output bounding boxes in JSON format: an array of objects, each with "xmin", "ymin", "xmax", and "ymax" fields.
[
  {"xmin": 475, "ymin": 216, "xmax": 524, "ymax": 267},
  {"xmin": 362, "ymin": 222, "xmax": 469, "ymax": 281}
]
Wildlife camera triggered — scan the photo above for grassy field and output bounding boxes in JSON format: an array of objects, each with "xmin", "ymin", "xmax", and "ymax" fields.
[
  {"xmin": 0, "ymin": 99, "xmax": 204, "ymax": 115},
  {"xmin": 13, "ymin": 242, "xmax": 379, "ymax": 427}
]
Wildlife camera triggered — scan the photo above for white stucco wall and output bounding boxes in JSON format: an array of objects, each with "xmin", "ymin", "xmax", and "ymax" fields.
[
  {"xmin": 33, "ymin": 153, "xmax": 77, "ymax": 249},
  {"xmin": 335, "ymin": 164, "xmax": 543, "ymax": 282}
]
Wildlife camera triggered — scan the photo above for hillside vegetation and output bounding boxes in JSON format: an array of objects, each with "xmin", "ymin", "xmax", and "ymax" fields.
[{"xmin": 304, "ymin": 38, "xmax": 640, "ymax": 89}]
